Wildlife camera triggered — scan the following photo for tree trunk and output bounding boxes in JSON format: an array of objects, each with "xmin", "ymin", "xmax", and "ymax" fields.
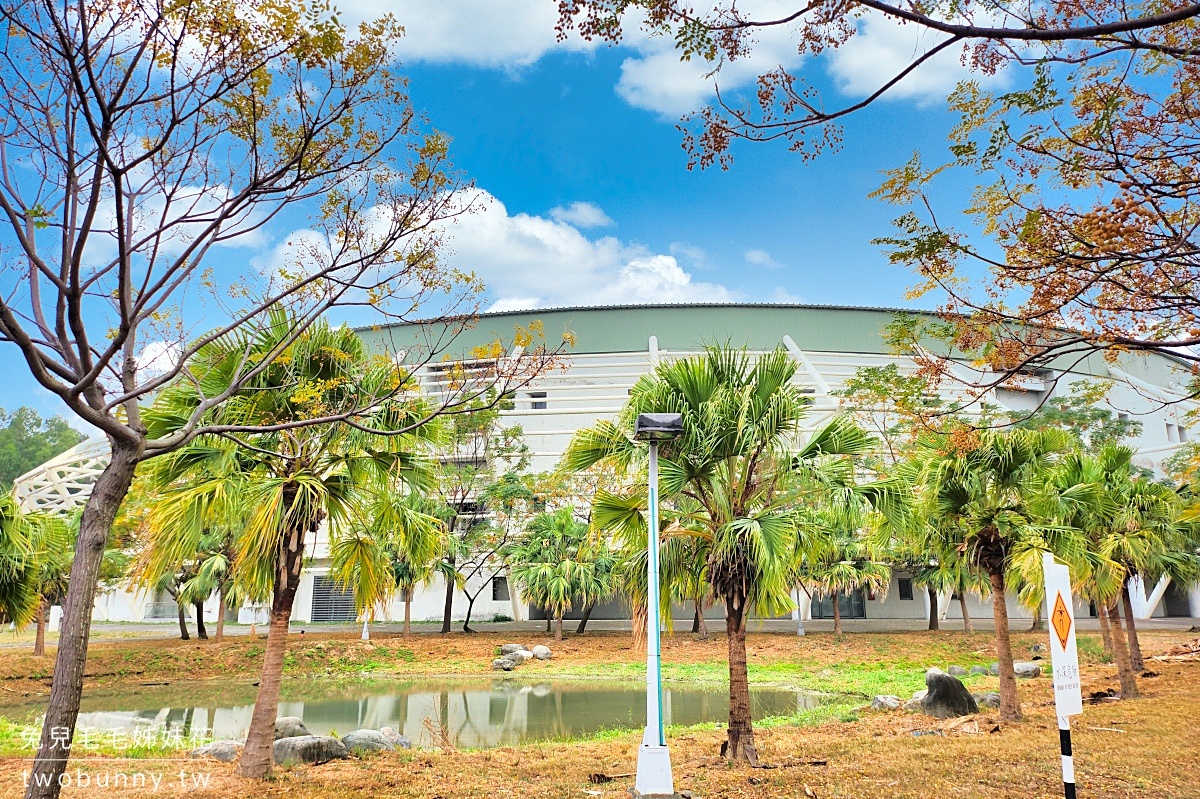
[
  {"xmin": 461, "ymin": 591, "xmax": 477, "ymax": 633},
  {"xmin": 1103, "ymin": 602, "xmax": 1140, "ymax": 699},
  {"xmin": 989, "ymin": 569, "xmax": 1022, "ymax": 723},
  {"xmin": 1121, "ymin": 581, "xmax": 1145, "ymax": 672},
  {"xmin": 25, "ymin": 441, "xmax": 139, "ymax": 799},
  {"xmin": 959, "ymin": 593, "xmax": 973, "ymax": 634},
  {"xmin": 237, "ymin": 519, "xmax": 307, "ymax": 779},
  {"xmin": 403, "ymin": 588, "xmax": 412, "ymax": 636},
  {"xmin": 554, "ymin": 614, "xmax": 563, "ymax": 641},
  {"xmin": 33, "ymin": 598, "xmax": 48, "ymax": 657},
  {"xmin": 1097, "ymin": 600, "xmax": 1114, "ymax": 659},
  {"xmin": 927, "ymin": 587, "xmax": 939, "ymax": 631},
  {"xmin": 177, "ymin": 601, "xmax": 190, "ymax": 641},
  {"xmin": 545, "ymin": 615, "xmax": 552, "ymax": 634},
  {"xmin": 1029, "ymin": 605, "xmax": 1043, "ymax": 632},
  {"xmin": 215, "ymin": 589, "xmax": 225, "ymax": 643},
  {"xmin": 721, "ymin": 594, "xmax": 757, "ymax": 764},
  {"xmin": 691, "ymin": 604, "xmax": 701, "ymax": 633},
  {"xmin": 575, "ymin": 604, "xmax": 594, "ymax": 635},
  {"xmin": 195, "ymin": 601, "xmax": 208, "ymax": 640},
  {"xmin": 832, "ymin": 593, "xmax": 843, "ymax": 635},
  {"xmin": 694, "ymin": 599, "xmax": 709, "ymax": 640},
  {"xmin": 440, "ymin": 556, "xmax": 455, "ymax": 634}
]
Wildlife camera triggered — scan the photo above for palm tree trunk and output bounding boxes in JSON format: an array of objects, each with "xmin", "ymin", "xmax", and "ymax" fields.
[
  {"xmin": 1029, "ymin": 605, "xmax": 1043, "ymax": 632},
  {"xmin": 545, "ymin": 615, "xmax": 552, "ymax": 634},
  {"xmin": 1103, "ymin": 602, "xmax": 1140, "ymax": 699},
  {"xmin": 195, "ymin": 601, "xmax": 208, "ymax": 640},
  {"xmin": 631, "ymin": 602, "xmax": 647, "ymax": 653},
  {"xmin": 215, "ymin": 589, "xmax": 225, "ymax": 643},
  {"xmin": 695, "ymin": 599, "xmax": 709, "ymax": 640},
  {"xmin": 237, "ymin": 521, "xmax": 307, "ymax": 779},
  {"xmin": 722, "ymin": 594, "xmax": 757, "ymax": 764},
  {"xmin": 403, "ymin": 588, "xmax": 412, "ymax": 636},
  {"xmin": 832, "ymin": 593, "xmax": 843, "ymax": 635},
  {"xmin": 989, "ymin": 569, "xmax": 1022, "ymax": 722},
  {"xmin": 440, "ymin": 555, "xmax": 455, "ymax": 634},
  {"xmin": 1097, "ymin": 600, "xmax": 1114, "ymax": 659},
  {"xmin": 575, "ymin": 604, "xmax": 594, "ymax": 635},
  {"xmin": 177, "ymin": 603, "xmax": 190, "ymax": 641},
  {"xmin": 927, "ymin": 587, "xmax": 939, "ymax": 631},
  {"xmin": 554, "ymin": 614, "xmax": 563, "ymax": 641},
  {"xmin": 1121, "ymin": 581, "xmax": 1145, "ymax": 672},
  {"xmin": 959, "ymin": 593, "xmax": 973, "ymax": 634},
  {"xmin": 33, "ymin": 598, "xmax": 48, "ymax": 657},
  {"xmin": 25, "ymin": 441, "xmax": 139, "ymax": 799}
]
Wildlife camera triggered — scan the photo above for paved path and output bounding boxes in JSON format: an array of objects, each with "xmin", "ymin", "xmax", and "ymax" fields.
[{"xmin": 6, "ymin": 615, "xmax": 1196, "ymax": 647}]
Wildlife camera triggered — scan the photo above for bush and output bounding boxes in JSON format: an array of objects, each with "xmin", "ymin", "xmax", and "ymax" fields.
[{"xmin": 490, "ymin": 613, "xmax": 513, "ymax": 623}]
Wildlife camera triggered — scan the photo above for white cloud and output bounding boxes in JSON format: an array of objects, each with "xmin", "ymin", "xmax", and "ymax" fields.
[
  {"xmin": 744, "ymin": 249, "xmax": 780, "ymax": 269},
  {"xmin": 135, "ymin": 340, "xmax": 182, "ymax": 378},
  {"xmin": 439, "ymin": 191, "xmax": 737, "ymax": 309},
  {"xmin": 549, "ymin": 201, "xmax": 614, "ymax": 229},
  {"xmin": 827, "ymin": 13, "xmax": 1009, "ymax": 103},
  {"xmin": 769, "ymin": 286, "xmax": 807, "ymax": 304},
  {"xmin": 337, "ymin": 0, "xmax": 593, "ymax": 68}
]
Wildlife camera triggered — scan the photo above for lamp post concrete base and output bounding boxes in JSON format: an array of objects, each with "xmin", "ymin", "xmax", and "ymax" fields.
[{"xmin": 633, "ymin": 743, "xmax": 675, "ymax": 797}]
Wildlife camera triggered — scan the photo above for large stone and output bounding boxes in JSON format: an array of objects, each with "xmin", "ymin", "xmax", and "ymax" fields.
[
  {"xmin": 273, "ymin": 735, "xmax": 348, "ymax": 766},
  {"xmin": 902, "ymin": 698, "xmax": 923, "ymax": 712},
  {"xmin": 989, "ymin": 662, "xmax": 1001, "ymax": 676},
  {"xmin": 491, "ymin": 657, "xmax": 517, "ymax": 671},
  {"xmin": 969, "ymin": 666, "xmax": 990, "ymax": 676},
  {"xmin": 948, "ymin": 665, "xmax": 968, "ymax": 677},
  {"xmin": 911, "ymin": 688, "xmax": 928, "ymax": 701},
  {"xmin": 274, "ymin": 716, "xmax": 310, "ymax": 740},
  {"xmin": 921, "ymin": 669, "xmax": 979, "ymax": 719},
  {"xmin": 379, "ymin": 727, "xmax": 413, "ymax": 750},
  {"xmin": 499, "ymin": 643, "xmax": 528, "ymax": 655},
  {"xmin": 973, "ymin": 692, "xmax": 1001, "ymax": 709},
  {"xmin": 189, "ymin": 740, "xmax": 242, "ymax": 762},
  {"xmin": 1013, "ymin": 661, "xmax": 1043, "ymax": 679},
  {"xmin": 871, "ymin": 695, "xmax": 902, "ymax": 711},
  {"xmin": 511, "ymin": 649, "xmax": 534, "ymax": 662},
  {"xmin": 340, "ymin": 729, "xmax": 395, "ymax": 754},
  {"xmin": 531, "ymin": 645, "xmax": 552, "ymax": 661}
]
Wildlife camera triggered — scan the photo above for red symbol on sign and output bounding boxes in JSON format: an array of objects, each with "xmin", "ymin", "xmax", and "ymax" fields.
[{"xmin": 1051, "ymin": 592, "xmax": 1072, "ymax": 650}]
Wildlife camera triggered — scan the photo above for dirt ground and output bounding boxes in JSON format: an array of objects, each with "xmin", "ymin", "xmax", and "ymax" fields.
[{"xmin": 0, "ymin": 628, "xmax": 1196, "ymax": 798}]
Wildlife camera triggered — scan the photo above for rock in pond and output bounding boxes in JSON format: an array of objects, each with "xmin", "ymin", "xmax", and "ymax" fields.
[
  {"xmin": 531, "ymin": 645, "xmax": 552, "ymax": 660},
  {"xmin": 871, "ymin": 695, "xmax": 902, "ymax": 711},
  {"xmin": 340, "ymin": 729, "xmax": 395, "ymax": 754},
  {"xmin": 274, "ymin": 716, "xmax": 310, "ymax": 740},
  {"xmin": 273, "ymin": 735, "xmax": 348, "ymax": 766},
  {"xmin": 921, "ymin": 669, "xmax": 979, "ymax": 719},
  {"xmin": 189, "ymin": 740, "xmax": 242, "ymax": 762}
]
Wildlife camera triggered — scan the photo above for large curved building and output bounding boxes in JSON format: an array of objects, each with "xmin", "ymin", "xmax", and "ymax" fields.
[{"xmin": 17, "ymin": 303, "xmax": 1200, "ymax": 626}]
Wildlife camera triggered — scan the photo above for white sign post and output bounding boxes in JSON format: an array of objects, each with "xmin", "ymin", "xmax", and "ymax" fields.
[{"xmin": 1043, "ymin": 553, "xmax": 1083, "ymax": 799}]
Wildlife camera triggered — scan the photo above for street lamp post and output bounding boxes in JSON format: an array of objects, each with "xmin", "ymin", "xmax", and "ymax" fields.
[{"xmin": 633, "ymin": 412, "xmax": 684, "ymax": 798}]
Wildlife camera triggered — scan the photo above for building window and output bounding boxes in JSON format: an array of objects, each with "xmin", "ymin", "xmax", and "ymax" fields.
[
  {"xmin": 529, "ymin": 391, "xmax": 547, "ymax": 410},
  {"xmin": 898, "ymin": 578, "xmax": 914, "ymax": 601},
  {"xmin": 492, "ymin": 576, "xmax": 510, "ymax": 602},
  {"xmin": 1167, "ymin": 423, "xmax": 1179, "ymax": 443},
  {"xmin": 1181, "ymin": 425, "xmax": 1189, "ymax": 442},
  {"xmin": 1117, "ymin": 412, "xmax": 1129, "ymax": 423}
]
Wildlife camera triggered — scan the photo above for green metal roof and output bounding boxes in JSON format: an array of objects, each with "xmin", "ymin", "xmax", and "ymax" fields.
[{"xmin": 355, "ymin": 303, "xmax": 1189, "ymax": 386}]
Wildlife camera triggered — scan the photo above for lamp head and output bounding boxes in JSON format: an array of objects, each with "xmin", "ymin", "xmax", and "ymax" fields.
[{"xmin": 634, "ymin": 413, "xmax": 684, "ymax": 442}]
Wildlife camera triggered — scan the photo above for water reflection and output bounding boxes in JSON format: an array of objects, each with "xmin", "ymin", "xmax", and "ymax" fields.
[{"xmin": 16, "ymin": 680, "xmax": 843, "ymax": 749}]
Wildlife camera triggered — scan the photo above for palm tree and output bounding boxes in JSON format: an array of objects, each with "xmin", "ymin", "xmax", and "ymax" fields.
[
  {"xmin": 139, "ymin": 316, "xmax": 440, "ymax": 779},
  {"xmin": 799, "ymin": 525, "xmax": 890, "ymax": 635},
  {"xmin": 0, "ymin": 494, "xmax": 70, "ymax": 655},
  {"xmin": 567, "ymin": 346, "xmax": 903, "ymax": 763},
  {"xmin": 912, "ymin": 427, "xmax": 1075, "ymax": 722},
  {"xmin": 332, "ymin": 486, "xmax": 445, "ymax": 639},
  {"xmin": 506, "ymin": 507, "xmax": 609, "ymax": 641}
]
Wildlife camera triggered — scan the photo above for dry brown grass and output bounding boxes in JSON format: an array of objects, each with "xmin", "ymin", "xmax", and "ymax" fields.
[{"xmin": 0, "ymin": 629, "xmax": 1196, "ymax": 797}]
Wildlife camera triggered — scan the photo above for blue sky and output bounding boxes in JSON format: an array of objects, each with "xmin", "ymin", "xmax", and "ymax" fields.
[{"xmin": 3, "ymin": 1, "xmax": 1018, "ymax": 424}]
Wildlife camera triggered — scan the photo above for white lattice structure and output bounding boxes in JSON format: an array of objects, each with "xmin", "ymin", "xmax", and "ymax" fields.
[{"xmin": 13, "ymin": 436, "xmax": 111, "ymax": 514}]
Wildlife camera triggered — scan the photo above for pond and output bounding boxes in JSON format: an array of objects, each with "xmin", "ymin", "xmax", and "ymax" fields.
[{"xmin": 0, "ymin": 679, "xmax": 847, "ymax": 749}]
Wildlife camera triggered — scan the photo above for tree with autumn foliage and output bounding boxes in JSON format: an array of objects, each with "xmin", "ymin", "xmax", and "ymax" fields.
[{"xmin": 556, "ymin": 1, "xmax": 1200, "ymax": 168}]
